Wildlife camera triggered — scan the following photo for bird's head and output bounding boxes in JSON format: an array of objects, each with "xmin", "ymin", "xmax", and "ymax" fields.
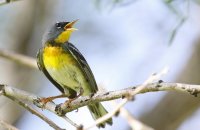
[{"xmin": 43, "ymin": 20, "xmax": 78, "ymax": 44}]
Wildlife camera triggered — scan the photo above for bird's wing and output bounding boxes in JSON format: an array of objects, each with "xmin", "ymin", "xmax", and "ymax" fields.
[
  {"xmin": 37, "ymin": 48, "xmax": 65, "ymax": 93},
  {"xmin": 63, "ymin": 42, "xmax": 98, "ymax": 93}
]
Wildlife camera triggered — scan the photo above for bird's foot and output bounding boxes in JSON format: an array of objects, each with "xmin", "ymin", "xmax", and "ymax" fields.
[
  {"xmin": 38, "ymin": 97, "xmax": 53, "ymax": 109},
  {"xmin": 63, "ymin": 87, "xmax": 84, "ymax": 108},
  {"xmin": 55, "ymin": 88, "xmax": 83, "ymax": 115},
  {"xmin": 39, "ymin": 94, "xmax": 67, "ymax": 108}
]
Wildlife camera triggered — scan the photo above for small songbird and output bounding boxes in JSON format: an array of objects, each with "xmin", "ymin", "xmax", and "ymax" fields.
[{"xmin": 37, "ymin": 20, "xmax": 112, "ymax": 128}]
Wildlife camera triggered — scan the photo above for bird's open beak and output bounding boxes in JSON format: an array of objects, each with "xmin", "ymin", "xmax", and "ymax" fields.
[{"xmin": 64, "ymin": 19, "xmax": 78, "ymax": 31}]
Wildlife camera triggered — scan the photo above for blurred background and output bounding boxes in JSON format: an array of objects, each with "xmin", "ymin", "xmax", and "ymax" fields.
[{"xmin": 0, "ymin": 0, "xmax": 200, "ymax": 130}]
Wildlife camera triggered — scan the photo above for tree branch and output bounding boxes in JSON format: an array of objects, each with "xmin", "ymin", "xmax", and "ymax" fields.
[
  {"xmin": 0, "ymin": 49, "xmax": 37, "ymax": 69},
  {"xmin": 6, "ymin": 95, "xmax": 64, "ymax": 130},
  {"xmin": 0, "ymin": 82, "xmax": 199, "ymax": 117},
  {"xmin": 0, "ymin": 85, "xmax": 80, "ymax": 130}
]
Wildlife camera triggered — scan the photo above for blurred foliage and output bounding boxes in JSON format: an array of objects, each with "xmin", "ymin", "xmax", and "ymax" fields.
[
  {"xmin": 94, "ymin": 0, "xmax": 192, "ymax": 45},
  {"xmin": 0, "ymin": 0, "xmax": 20, "ymax": 6},
  {"xmin": 0, "ymin": 0, "xmax": 197, "ymax": 45},
  {"xmin": 164, "ymin": 0, "xmax": 189, "ymax": 45},
  {"xmin": 94, "ymin": 0, "xmax": 136, "ymax": 11},
  {"xmin": 194, "ymin": 0, "xmax": 200, "ymax": 4}
]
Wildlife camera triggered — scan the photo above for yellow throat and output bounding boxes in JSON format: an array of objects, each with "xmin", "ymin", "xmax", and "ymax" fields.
[
  {"xmin": 54, "ymin": 28, "xmax": 76, "ymax": 43},
  {"xmin": 43, "ymin": 46, "xmax": 75, "ymax": 68}
]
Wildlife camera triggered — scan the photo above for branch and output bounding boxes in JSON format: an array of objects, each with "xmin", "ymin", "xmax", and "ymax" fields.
[
  {"xmin": 1, "ymin": 82, "xmax": 199, "ymax": 116},
  {"xmin": 6, "ymin": 95, "xmax": 64, "ymax": 130},
  {"xmin": 0, "ymin": 49, "xmax": 37, "ymax": 69},
  {"xmin": 0, "ymin": 85, "xmax": 81, "ymax": 129}
]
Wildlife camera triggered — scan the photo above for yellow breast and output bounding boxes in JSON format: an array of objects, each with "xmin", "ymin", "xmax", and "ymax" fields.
[{"xmin": 43, "ymin": 46, "xmax": 75, "ymax": 68}]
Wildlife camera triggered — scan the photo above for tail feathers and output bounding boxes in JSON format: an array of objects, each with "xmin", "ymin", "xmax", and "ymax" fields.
[{"xmin": 88, "ymin": 103, "xmax": 113, "ymax": 128}]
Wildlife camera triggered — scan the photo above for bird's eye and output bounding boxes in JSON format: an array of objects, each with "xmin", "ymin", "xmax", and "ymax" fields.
[{"xmin": 55, "ymin": 22, "xmax": 61, "ymax": 29}]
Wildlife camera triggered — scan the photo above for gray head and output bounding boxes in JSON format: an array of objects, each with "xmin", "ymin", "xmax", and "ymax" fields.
[{"xmin": 42, "ymin": 20, "xmax": 78, "ymax": 45}]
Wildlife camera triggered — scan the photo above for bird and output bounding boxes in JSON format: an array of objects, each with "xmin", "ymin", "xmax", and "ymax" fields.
[{"xmin": 36, "ymin": 20, "xmax": 112, "ymax": 128}]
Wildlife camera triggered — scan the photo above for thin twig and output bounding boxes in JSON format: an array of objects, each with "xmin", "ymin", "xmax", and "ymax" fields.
[
  {"xmin": 84, "ymin": 67, "xmax": 168, "ymax": 129},
  {"xmin": 61, "ymin": 116, "xmax": 80, "ymax": 129},
  {"xmin": 99, "ymin": 84, "xmax": 154, "ymax": 130},
  {"xmin": 132, "ymin": 67, "xmax": 169, "ymax": 96},
  {"xmin": 107, "ymin": 67, "xmax": 167, "ymax": 130},
  {"xmin": 120, "ymin": 107, "xmax": 154, "ymax": 130},
  {"xmin": 84, "ymin": 99, "xmax": 128, "ymax": 130},
  {"xmin": 109, "ymin": 67, "xmax": 168, "ymax": 130},
  {"xmin": 0, "ymin": 119, "xmax": 19, "ymax": 130},
  {"xmin": 111, "ymin": 101, "xmax": 154, "ymax": 130},
  {"xmin": 0, "ymin": 49, "xmax": 37, "ymax": 69}
]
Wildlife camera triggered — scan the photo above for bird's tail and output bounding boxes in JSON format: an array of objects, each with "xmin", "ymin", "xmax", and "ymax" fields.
[{"xmin": 87, "ymin": 103, "xmax": 113, "ymax": 128}]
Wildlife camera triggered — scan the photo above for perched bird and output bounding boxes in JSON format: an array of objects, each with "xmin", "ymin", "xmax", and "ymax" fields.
[{"xmin": 37, "ymin": 20, "xmax": 112, "ymax": 128}]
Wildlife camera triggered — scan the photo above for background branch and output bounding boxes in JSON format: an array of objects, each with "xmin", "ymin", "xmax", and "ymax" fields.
[
  {"xmin": 0, "ymin": 119, "xmax": 19, "ymax": 130},
  {"xmin": 119, "ymin": 106, "xmax": 153, "ymax": 130},
  {"xmin": 0, "ymin": 49, "xmax": 37, "ymax": 69},
  {"xmin": 0, "ymin": 0, "xmax": 20, "ymax": 6}
]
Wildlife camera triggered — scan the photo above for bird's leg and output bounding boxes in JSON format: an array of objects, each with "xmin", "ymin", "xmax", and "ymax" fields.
[
  {"xmin": 55, "ymin": 88, "xmax": 83, "ymax": 115},
  {"xmin": 40, "ymin": 94, "xmax": 68, "ymax": 105},
  {"xmin": 64, "ymin": 87, "xmax": 84, "ymax": 106}
]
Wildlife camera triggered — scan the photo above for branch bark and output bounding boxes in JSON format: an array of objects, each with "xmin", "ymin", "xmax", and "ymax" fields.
[
  {"xmin": 0, "ymin": 82, "xmax": 199, "ymax": 117},
  {"xmin": 7, "ymin": 95, "xmax": 63, "ymax": 130}
]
